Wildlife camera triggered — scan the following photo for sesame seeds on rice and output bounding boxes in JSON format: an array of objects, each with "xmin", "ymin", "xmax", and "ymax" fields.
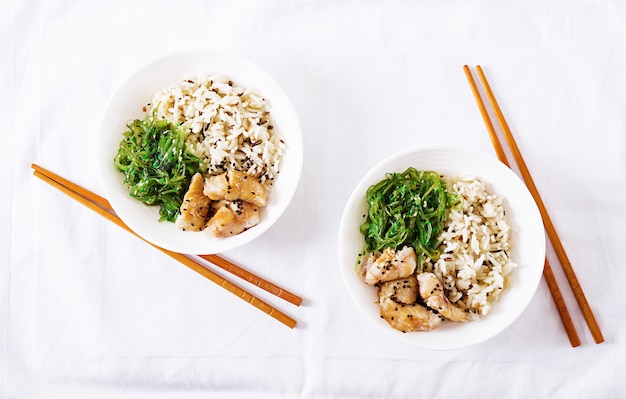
[
  {"xmin": 146, "ymin": 73, "xmax": 284, "ymax": 187},
  {"xmin": 422, "ymin": 176, "xmax": 517, "ymax": 320}
]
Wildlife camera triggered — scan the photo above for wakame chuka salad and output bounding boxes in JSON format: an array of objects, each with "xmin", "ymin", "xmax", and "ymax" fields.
[
  {"xmin": 359, "ymin": 167, "xmax": 461, "ymax": 271},
  {"xmin": 114, "ymin": 113, "xmax": 206, "ymax": 222}
]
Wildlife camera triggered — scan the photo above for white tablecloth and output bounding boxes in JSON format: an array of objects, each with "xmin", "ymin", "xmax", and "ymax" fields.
[{"xmin": 2, "ymin": 0, "xmax": 624, "ymax": 397}]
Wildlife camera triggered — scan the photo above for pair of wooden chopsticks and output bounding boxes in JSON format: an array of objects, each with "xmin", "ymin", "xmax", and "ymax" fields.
[
  {"xmin": 31, "ymin": 163, "xmax": 301, "ymax": 329},
  {"xmin": 463, "ymin": 65, "xmax": 604, "ymax": 347}
]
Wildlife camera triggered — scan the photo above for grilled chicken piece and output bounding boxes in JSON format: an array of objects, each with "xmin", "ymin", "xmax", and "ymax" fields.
[
  {"xmin": 417, "ymin": 272, "xmax": 467, "ymax": 322},
  {"xmin": 362, "ymin": 246, "xmax": 417, "ymax": 285},
  {"xmin": 378, "ymin": 275, "xmax": 442, "ymax": 332},
  {"xmin": 204, "ymin": 170, "xmax": 267, "ymax": 207},
  {"xmin": 378, "ymin": 275, "xmax": 419, "ymax": 305},
  {"xmin": 205, "ymin": 200, "xmax": 260, "ymax": 237},
  {"xmin": 176, "ymin": 173, "xmax": 212, "ymax": 232}
]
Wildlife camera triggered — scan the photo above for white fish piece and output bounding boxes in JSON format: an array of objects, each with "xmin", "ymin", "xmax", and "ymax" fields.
[
  {"xmin": 417, "ymin": 272, "xmax": 467, "ymax": 322},
  {"xmin": 205, "ymin": 200, "xmax": 260, "ymax": 237},
  {"xmin": 176, "ymin": 173, "xmax": 212, "ymax": 232},
  {"xmin": 204, "ymin": 169, "xmax": 267, "ymax": 207},
  {"xmin": 378, "ymin": 277, "xmax": 442, "ymax": 332},
  {"xmin": 378, "ymin": 274, "xmax": 419, "ymax": 305},
  {"xmin": 362, "ymin": 246, "xmax": 417, "ymax": 285}
]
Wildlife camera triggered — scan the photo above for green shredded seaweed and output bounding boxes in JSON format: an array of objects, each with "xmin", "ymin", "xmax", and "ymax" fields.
[
  {"xmin": 113, "ymin": 113, "xmax": 206, "ymax": 222},
  {"xmin": 359, "ymin": 167, "xmax": 461, "ymax": 270}
]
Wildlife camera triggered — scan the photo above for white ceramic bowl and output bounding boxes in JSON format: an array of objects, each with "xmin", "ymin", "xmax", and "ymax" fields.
[
  {"xmin": 338, "ymin": 146, "xmax": 545, "ymax": 350},
  {"xmin": 98, "ymin": 51, "xmax": 302, "ymax": 254}
]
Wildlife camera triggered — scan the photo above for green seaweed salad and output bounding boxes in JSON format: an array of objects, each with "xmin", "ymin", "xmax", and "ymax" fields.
[
  {"xmin": 114, "ymin": 113, "xmax": 206, "ymax": 222},
  {"xmin": 359, "ymin": 167, "xmax": 461, "ymax": 270}
]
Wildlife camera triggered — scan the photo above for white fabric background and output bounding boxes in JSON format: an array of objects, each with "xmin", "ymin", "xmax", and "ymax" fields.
[{"xmin": 2, "ymin": 0, "xmax": 624, "ymax": 398}]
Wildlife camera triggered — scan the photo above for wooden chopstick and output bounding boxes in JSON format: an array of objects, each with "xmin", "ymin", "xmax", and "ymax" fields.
[
  {"xmin": 472, "ymin": 66, "xmax": 603, "ymax": 345},
  {"xmin": 31, "ymin": 163, "xmax": 302, "ymax": 307},
  {"xmin": 31, "ymin": 165, "xmax": 298, "ymax": 329},
  {"xmin": 198, "ymin": 254, "xmax": 302, "ymax": 306},
  {"xmin": 463, "ymin": 66, "xmax": 582, "ymax": 347}
]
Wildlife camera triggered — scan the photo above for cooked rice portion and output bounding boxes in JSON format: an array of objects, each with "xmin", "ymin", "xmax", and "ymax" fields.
[
  {"xmin": 422, "ymin": 176, "xmax": 517, "ymax": 320},
  {"xmin": 146, "ymin": 74, "xmax": 284, "ymax": 186}
]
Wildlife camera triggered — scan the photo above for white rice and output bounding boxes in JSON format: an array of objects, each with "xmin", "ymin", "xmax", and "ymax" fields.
[
  {"xmin": 145, "ymin": 74, "xmax": 284, "ymax": 186},
  {"xmin": 422, "ymin": 176, "xmax": 517, "ymax": 319}
]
